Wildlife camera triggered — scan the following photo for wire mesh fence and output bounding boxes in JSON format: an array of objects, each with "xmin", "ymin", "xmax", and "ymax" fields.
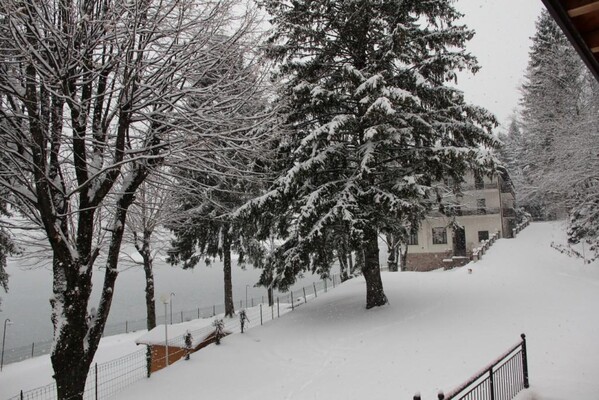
[
  {"xmin": 2, "ymin": 275, "xmax": 345, "ymax": 366},
  {"xmin": 6, "ymin": 349, "xmax": 147, "ymax": 400},
  {"xmin": 5, "ymin": 273, "xmax": 343, "ymax": 400}
]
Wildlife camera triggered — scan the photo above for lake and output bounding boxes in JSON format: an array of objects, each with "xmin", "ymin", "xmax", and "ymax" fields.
[{"xmin": 0, "ymin": 243, "xmax": 343, "ymax": 352}]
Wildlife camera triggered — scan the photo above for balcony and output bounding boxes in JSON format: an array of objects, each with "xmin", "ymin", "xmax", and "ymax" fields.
[
  {"xmin": 445, "ymin": 206, "xmax": 501, "ymax": 216},
  {"xmin": 461, "ymin": 182, "xmax": 499, "ymax": 191},
  {"xmin": 500, "ymin": 182, "xmax": 515, "ymax": 197}
]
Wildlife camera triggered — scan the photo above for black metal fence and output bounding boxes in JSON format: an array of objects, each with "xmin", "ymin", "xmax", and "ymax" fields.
[{"xmin": 415, "ymin": 334, "xmax": 529, "ymax": 400}]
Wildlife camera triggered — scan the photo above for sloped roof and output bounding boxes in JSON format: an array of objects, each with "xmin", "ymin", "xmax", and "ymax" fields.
[
  {"xmin": 542, "ymin": 0, "xmax": 599, "ymax": 82},
  {"xmin": 136, "ymin": 318, "xmax": 218, "ymax": 348}
]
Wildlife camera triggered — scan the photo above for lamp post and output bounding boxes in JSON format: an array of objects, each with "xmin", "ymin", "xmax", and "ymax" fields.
[
  {"xmin": 169, "ymin": 292, "xmax": 175, "ymax": 325},
  {"xmin": 1, "ymin": 318, "xmax": 12, "ymax": 372},
  {"xmin": 159, "ymin": 295, "xmax": 170, "ymax": 366},
  {"xmin": 245, "ymin": 285, "xmax": 250, "ymax": 309}
]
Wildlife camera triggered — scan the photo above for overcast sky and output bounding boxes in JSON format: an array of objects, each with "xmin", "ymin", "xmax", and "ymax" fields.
[{"xmin": 454, "ymin": 0, "xmax": 545, "ymax": 129}]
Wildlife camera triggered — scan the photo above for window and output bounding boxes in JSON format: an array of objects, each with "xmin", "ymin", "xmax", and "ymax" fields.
[
  {"xmin": 478, "ymin": 230, "xmax": 489, "ymax": 242},
  {"xmin": 407, "ymin": 232, "xmax": 418, "ymax": 246},
  {"xmin": 474, "ymin": 175, "xmax": 484, "ymax": 190},
  {"xmin": 477, "ymin": 198, "xmax": 486, "ymax": 215},
  {"xmin": 451, "ymin": 205, "xmax": 462, "ymax": 216},
  {"xmin": 432, "ymin": 227, "xmax": 447, "ymax": 245}
]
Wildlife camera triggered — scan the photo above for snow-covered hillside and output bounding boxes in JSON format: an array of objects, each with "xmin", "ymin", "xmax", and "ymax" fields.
[{"xmin": 2, "ymin": 222, "xmax": 598, "ymax": 399}]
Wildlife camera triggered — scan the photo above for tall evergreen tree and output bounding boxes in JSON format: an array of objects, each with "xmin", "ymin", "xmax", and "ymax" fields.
[
  {"xmin": 508, "ymin": 10, "xmax": 599, "ymax": 257},
  {"xmin": 167, "ymin": 34, "xmax": 274, "ymax": 317},
  {"xmin": 249, "ymin": 0, "xmax": 497, "ymax": 308},
  {"xmin": 517, "ymin": 10, "xmax": 587, "ymax": 218}
]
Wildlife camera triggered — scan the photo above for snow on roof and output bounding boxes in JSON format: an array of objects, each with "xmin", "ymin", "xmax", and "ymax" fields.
[{"xmin": 136, "ymin": 317, "xmax": 219, "ymax": 348}]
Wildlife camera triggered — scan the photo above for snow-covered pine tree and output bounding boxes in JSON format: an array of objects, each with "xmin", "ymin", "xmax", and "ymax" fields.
[
  {"xmin": 168, "ymin": 173, "xmax": 253, "ymax": 317},
  {"xmin": 513, "ymin": 10, "xmax": 599, "ymax": 256},
  {"xmin": 518, "ymin": 10, "xmax": 587, "ymax": 219},
  {"xmin": 167, "ymin": 31, "xmax": 275, "ymax": 318},
  {"xmin": 253, "ymin": 0, "xmax": 498, "ymax": 308},
  {"xmin": 213, "ymin": 318, "xmax": 225, "ymax": 345}
]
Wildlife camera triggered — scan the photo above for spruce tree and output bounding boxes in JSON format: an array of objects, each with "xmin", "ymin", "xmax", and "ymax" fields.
[
  {"xmin": 518, "ymin": 10, "xmax": 586, "ymax": 218},
  {"xmin": 253, "ymin": 0, "xmax": 497, "ymax": 308}
]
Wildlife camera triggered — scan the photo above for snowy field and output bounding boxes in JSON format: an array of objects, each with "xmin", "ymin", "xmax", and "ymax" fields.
[{"xmin": 1, "ymin": 221, "xmax": 598, "ymax": 399}]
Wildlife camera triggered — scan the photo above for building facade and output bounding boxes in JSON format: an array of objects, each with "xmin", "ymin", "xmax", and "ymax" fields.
[{"xmin": 405, "ymin": 168, "xmax": 515, "ymax": 271}]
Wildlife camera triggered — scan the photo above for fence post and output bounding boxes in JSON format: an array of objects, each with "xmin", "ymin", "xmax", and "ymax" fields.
[
  {"xmin": 260, "ymin": 304, "xmax": 263, "ymax": 326},
  {"xmin": 240, "ymin": 300, "xmax": 242, "ymax": 309},
  {"xmin": 277, "ymin": 297, "xmax": 280, "ymax": 318},
  {"xmin": 198, "ymin": 308, "xmax": 200, "ymax": 319},
  {"xmin": 313, "ymin": 282, "xmax": 317, "ymax": 298},
  {"xmin": 126, "ymin": 320, "xmax": 128, "ymax": 333},
  {"xmin": 146, "ymin": 345, "xmax": 152, "ymax": 378},
  {"xmin": 291, "ymin": 291, "xmax": 294, "ymax": 310},
  {"xmin": 213, "ymin": 305, "xmax": 216, "ymax": 317},
  {"xmin": 521, "ymin": 333, "xmax": 529, "ymax": 388},
  {"xmin": 271, "ymin": 303, "xmax": 274, "ymax": 320},
  {"xmin": 324, "ymin": 279, "xmax": 327, "ymax": 292},
  {"xmin": 95, "ymin": 363, "xmax": 98, "ymax": 400},
  {"xmin": 489, "ymin": 366, "xmax": 495, "ymax": 400},
  {"xmin": 251, "ymin": 298, "xmax": 254, "ymax": 307},
  {"xmin": 20, "ymin": 390, "xmax": 23, "ymax": 400},
  {"xmin": 303, "ymin": 287, "xmax": 307, "ymax": 304},
  {"xmin": 31, "ymin": 342, "xmax": 34, "ymax": 358}
]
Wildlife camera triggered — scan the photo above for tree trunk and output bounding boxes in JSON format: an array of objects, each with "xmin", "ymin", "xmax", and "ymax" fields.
[
  {"xmin": 50, "ymin": 260, "xmax": 94, "ymax": 400},
  {"xmin": 267, "ymin": 286, "xmax": 274, "ymax": 307},
  {"xmin": 337, "ymin": 251, "xmax": 349, "ymax": 282},
  {"xmin": 386, "ymin": 233, "xmax": 399, "ymax": 272},
  {"xmin": 223, "ymin": 230, "xmax": 235, "ymax": 317},
  {"xmin": 142, "ymin": 242, "xmax": 157, "ymax": 331},
  {"xmin": 400, "ymin": 244, "xmax": 409, "ymax": 272},
  {"xmin": 362, "ymin": 228, "xmax": 387, "ymax": 309},
  {"xmin": 348, "ymin": 250, "xmax": 356, "ymax": 275}
]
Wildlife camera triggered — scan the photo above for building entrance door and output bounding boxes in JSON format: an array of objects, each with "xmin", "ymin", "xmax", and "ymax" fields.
[{"xmin": 453, "ymin": 227, "xmax": 466, "ymax": 256}]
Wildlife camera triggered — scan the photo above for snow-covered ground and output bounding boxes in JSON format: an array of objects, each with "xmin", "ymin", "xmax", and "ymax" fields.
[{"xmin": 2, "ymin": 221, "xmax": 598, "ymax": 399}]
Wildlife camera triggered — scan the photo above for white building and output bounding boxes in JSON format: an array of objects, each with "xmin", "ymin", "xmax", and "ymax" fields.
[{"xmin": 405, "ymin": 168, "xmax": 515, "ymax": 271}]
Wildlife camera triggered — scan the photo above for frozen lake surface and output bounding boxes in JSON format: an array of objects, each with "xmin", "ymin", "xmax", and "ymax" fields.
[{"xmin": 0, "ymin": 243, "xmax": 340, "ymax": 351}]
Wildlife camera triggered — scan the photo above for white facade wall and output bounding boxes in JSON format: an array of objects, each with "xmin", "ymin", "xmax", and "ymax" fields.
[
  {"xmin": 409, "ymin": 214, "xmax": 502, "ymax": 255},
  {"xmin": 409, "ymin": 172, "xmax": 511, "ymax": 256}
]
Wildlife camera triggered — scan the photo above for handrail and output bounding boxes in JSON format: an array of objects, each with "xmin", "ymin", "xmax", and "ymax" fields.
[
  {"xmin": 441, "ymin": 334, "xmax": 528, "ymax": 399},
  {"xmin": 414, "ymin": 334, "xmax": 529, "ymax": 400}
]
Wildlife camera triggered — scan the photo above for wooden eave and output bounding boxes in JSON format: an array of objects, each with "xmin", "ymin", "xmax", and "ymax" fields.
[{"xmin": 542, "ymin": 0, "xmax": 599, "ymax": 82}]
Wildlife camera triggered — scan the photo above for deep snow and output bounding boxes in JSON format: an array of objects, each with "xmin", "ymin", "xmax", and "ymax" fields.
[{"xmin": 1, "ymin": 221, "xmax": 598, "ymax": 399}]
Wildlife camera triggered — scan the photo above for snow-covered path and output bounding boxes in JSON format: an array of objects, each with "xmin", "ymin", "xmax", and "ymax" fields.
[
  {"xmin": 2, "ymin": 222, "xmax": 598, "ymax": 399},
  {"xmin": 113, "ymin": 222, "xmax": 598, "ymax": 400}
]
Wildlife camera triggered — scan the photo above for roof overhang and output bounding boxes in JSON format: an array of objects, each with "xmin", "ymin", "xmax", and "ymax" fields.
[{"xmin": 541, "ymin": 0, "xmax": 599, "ymax": 82}]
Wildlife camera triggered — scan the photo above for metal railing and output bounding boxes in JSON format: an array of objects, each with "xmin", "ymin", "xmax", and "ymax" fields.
[
  {"xmin": 414, "ymin": 334, "xmax": 529, "ymax": 400},
  {"xmin": 512, "ymin": 219, "xmax": 530, "ymax": 237},
  {"xmin": 472, "ymin": 231, "xmax": 500, "ymax": 262}
]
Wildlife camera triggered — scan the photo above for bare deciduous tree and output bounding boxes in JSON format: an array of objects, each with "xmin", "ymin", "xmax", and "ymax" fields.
[{"xmin": 0, "ymin": 1, "xmax": 267, "ymax": 398}]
